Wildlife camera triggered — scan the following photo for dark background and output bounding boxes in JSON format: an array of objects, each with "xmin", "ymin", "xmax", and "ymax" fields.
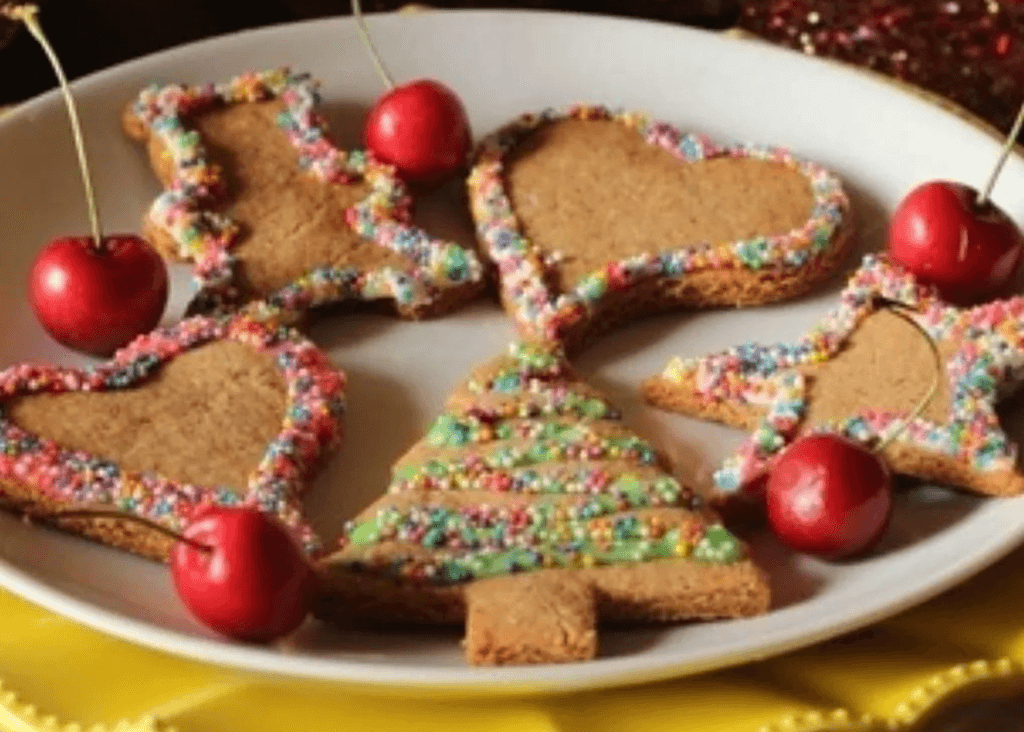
[
  {"xmin": 2, "ymin": 1, "xmax": 1023, "ymax": 138},
  {"xmin": 0, "ymin": 0, "xmax": 739, "ymax": 104}
]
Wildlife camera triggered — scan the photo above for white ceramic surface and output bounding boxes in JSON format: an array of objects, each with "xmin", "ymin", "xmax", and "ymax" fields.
[{"xmin": 1, "ymin": 10, "xmax": 1023, "ymax": 694}]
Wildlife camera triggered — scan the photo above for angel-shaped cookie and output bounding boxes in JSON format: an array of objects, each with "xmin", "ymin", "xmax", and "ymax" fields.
[{"xmin": 123, "ymin": 68, "xmax": 484, "ymax": 320}]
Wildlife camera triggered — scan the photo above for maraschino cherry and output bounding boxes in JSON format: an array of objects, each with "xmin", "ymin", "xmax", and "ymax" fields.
[
  {"xmin": 351, "ymin": 0, "xmax": 472, "ymax": 185},
  {"xmin": 51, "ymin": 505, "xmax": 315, "ymax": 642},
  {"xmin": 171, "ymin": 507, "xmax": 315, "ymax": 643},
  {"xmin": 29, "ymin": 234, "xmax": 168, "ymax": 357},
  {"xmin": 765, "ymin": 434, "xmax": 893, "ymax": 560},
  {"xmin": 763, "ymin": 306, "xmax": 941, "ymax": 559},
  {"xmin": 889, "ymin": 98, "xmax": 1024, "ymax": 304},
  {"xmin": 5, "ymin": 4, "xmax": 167, "ymax": 356}
]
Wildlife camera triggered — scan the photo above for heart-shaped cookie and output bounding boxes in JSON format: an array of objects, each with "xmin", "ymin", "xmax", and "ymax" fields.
[
  {"xmin": 123, "ymin": 68, "xmax": 485, "ymax": 321},
  {"xmin": 643, "ymin": 254, "xmax": 1024, "ymax": 498},
  {"xmin": 468, "ymin": 106, "xmax": 853, "ymax": 350},
  {"xmin": 0, "ymin": 313, "xmax": 346, "ymax": 559},
  {"xmin": 316, "ymin": 341, "xmax": 768, "ymax": 665}
]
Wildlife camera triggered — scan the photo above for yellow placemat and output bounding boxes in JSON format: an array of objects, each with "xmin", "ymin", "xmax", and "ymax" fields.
[
  {"xmin": 1, "ymin": 541, "xmax": 1024, "ymax": 732},
  {"xmin": 4, "ymin": 15, "xmax": 1024, "ymax": 732}
]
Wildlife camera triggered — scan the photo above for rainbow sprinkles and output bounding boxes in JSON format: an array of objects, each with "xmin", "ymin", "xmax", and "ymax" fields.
[
  {"xmin": 650, "ymin": 254, "xmax": 1024, "ymax": 498},
  {"xmin": 126, "ymin": 67, "xmax": 484, "ymax": 319},
  {"xmin": 330, "ymin": 341, "xmax": 744, "ymax": 586},
  {"xmin": 0, "ymin": 313, "xmax": 348, "ymax": 555},
  {"xmin": 467, "ymin": 105, "xmax": 851, "ymax": 345}
]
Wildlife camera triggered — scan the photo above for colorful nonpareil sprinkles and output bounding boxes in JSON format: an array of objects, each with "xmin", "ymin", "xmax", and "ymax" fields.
[
  {"xmin": 467, "ymin": 105, "xmax": 849, "ymax": 343},
  {"xmin": 332, "ymin": 341, "xmax": 743, "ymax": 585},
  {"xmin": 0, "ymin": 313, "xmax": 348, "ymax": 553},
  {"xmin": 129, "ymin": 67, "xmax": 483, "ymax": 318},
  {"xmin": 657, "ymin": 254, "xmax": 1024, "ymax": 493}
]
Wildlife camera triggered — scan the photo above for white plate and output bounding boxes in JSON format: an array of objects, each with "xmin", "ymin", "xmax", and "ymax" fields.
[{"xmin": 1, "ymin": 9, "xmax": 1024, "ymax": 694}]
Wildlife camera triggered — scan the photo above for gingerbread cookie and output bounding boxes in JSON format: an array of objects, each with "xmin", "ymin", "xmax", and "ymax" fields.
[
  {"xmin": 0, "ymin": 313, "xmax": 346, "ymax": 560},
  {"xmin": 467, "ymin": 106, "xmax": 854, "ymax": 350},
  {"xmin": 643, "ymin": 254, "xmax": 1024, "ymax": 498},
  {"xmin": 316, "ymin": 341, "xmax": 769, "ymax": 665},
  {"xmin": 123, "ymin": 68, "xmax": 485, "ymax": 320}
]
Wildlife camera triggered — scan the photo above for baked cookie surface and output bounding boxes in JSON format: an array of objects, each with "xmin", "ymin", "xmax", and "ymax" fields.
[
  {"xmin": 0, "ymin": 314, "xmax": 346, "ymax": 559},
  {"xmin": 124, "ymin": 68, "xmax": 484, "ymax": 321},
  {"xmin": 316, "ymin": 341, "xmax": 769, "ymax": 665},
  {"xmin": 468, "ymin": 107, "xmax": 853, "ymax": 350},
  {"xmin": 643, "ymin": 254, "xmax": 1024, "ymax": 498}
]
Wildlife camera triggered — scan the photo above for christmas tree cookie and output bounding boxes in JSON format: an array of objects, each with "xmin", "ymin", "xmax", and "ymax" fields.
[{"xmin": 316, "ymin": 341, "xmax": 769, "ymax": 665}]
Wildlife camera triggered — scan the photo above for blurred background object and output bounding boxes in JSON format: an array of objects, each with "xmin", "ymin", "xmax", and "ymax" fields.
[
  {"xmin": 0, "ymin": 9, "xmax": 19, "ymax": 52},
  {"xmin": 2, "ymin": 1, "xmax": 1021, "ymax": 140},
  {"xmin": 737, "ymin": 0, "xmax": 1024, "ymax": 140},
  {"xmin": 0, "ymin": 0, "xmax": 739, "ymax": 105}
]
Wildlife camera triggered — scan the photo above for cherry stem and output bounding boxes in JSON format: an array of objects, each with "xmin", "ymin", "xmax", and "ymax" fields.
[
  {"xmin": 350, "ymin": 0, "xmax": 396, "ymax": 90},
  {"xmin": 874, "ymin": 302, "xmax": 943, "ymax": 452},
  {"xmin": 978, "ymin": 96, "xmax": 1024, "ymax": 207},
  {"xmin": 35, "ymin": 507, "xmax": 212, "ymax": 553},
  {"xmin": 4, "ymin": 4, "xmax": 104, "ymax": 250}
]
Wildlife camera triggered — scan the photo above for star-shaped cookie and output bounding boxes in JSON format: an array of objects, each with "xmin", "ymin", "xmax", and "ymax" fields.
[
  {"xmin": 123, "ymin": 68, "xmax": 484, "ymax": 321},
  {"xmin": 642, "ymin": 254, "xmax": 1024, "ymax": 498},
  {"xmin": 467, "ymin": 106, "xmax": 853, "ymax": 350}
]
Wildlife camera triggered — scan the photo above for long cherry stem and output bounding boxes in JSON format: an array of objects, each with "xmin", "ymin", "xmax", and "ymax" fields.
[
  {"xmin": 38, "ymin": 507, "xmax": 211, "ymax": 552},
  {"xmin": 875, "ymin": 302, "xmax": 943, "ymax": 452},
  {"xmin": 978, "ymin": 97, "xmax": 1024, "ymax": 207},
  {"xmin": 3, "ymin": 3, "xmax": 104, "ymax": 249},
  {"xmin": 350, "ymin": 0, "xmax": 396, "ymax": 90}
]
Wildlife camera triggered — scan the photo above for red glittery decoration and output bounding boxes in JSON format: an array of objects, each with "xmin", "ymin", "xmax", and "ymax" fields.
[{"xmin": 738, "ymin": 0, "xmax": 1024, "ymax": 136}]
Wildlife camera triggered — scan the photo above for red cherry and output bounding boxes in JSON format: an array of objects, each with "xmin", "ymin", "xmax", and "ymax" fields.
[
  {"xmin": 28, "ymin": 235, "xmax": 169, "ymax": 357},
  {"xmin": 888, "ymin": 180, "xmax": 1024, "ymax": 304},
  {"xmin": 765, "ymin": 434, "xmax": 893, "ymax": 559},
  {"xmin": 363, "ymin": 79, "xmax": 472, "ymax": 185},
  {"xmin": 170, "ymin": 507, "xmax": 314, "ymax": 643}
]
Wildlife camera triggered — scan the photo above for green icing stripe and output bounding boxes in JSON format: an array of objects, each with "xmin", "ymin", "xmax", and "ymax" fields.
[
  {"xmin": 692, "ymin": 525, "xmax": 743, "ymax": 564},
  {"xmin": 393, "ymin": 432, "xmax": 658, "ymax": 482},
  {"xmin": 509, "ymin": 342, "xmax": 561, "ymax": 370},
  {"xmin": 425, "ymin": 413, "xmax": 616, "ymax": 448},
  {"xmin": 388, "ymin": 466, "xmax": 686, "ymax": 503},
  {"xmin": 431, "ymin": 528, "xmax": 686, "ymax": 583},
  {"xmin": 462, "ymin": 382, "xmax": 617, "ymax": 417},
  {"xmin": 349, "ymin": 498, "xmax": 661, "ymax": 549},
  {"xmin": 344, "ymin": 523, "xmax": 744, "ymax": 585}
]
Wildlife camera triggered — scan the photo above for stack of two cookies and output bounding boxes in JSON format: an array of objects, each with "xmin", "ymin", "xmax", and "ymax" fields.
[{"xmin": 0, "ymin": 68, "xmax": 855, "ymax": 664}]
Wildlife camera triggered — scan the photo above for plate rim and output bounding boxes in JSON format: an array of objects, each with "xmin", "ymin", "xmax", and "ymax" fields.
[{"xmin": 1, "ymin": 8, "xmax": 1023, "ymax": 694}]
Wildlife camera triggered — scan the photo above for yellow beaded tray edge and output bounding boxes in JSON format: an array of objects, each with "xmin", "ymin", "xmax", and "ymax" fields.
[{"xmin": 2, "ymin": 23, "xmax": 1024, "ymax": 732}]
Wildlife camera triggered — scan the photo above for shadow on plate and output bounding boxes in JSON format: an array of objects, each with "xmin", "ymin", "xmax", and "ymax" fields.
[
  {"xmin": 318, "ymin": 100, "xmax": 372, "ymax": 153},
  {"xmin": 836, "ymin": 176, "xmax": 889, "ymax": 276},
  {"xmin": 745, "ymin": 531, "xmax": 827, "ymax": 610},
  {"xmin": 290, "ymin": 617, "xmax": 466, "ymax": 660},
  {"xmin": 306, "ymin": 309, "xmax": 400, "ymax": 351},
  {"xmin": 411, "ymin": 175, "xmax": 481, "ymax": 253},
  {"xmin": 303, "ymin": 365, "xmax": 424, "ymax": 542},
  {"xmin": 872, "ymin": 482, "xmax": 983, "ymax": 554}
]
